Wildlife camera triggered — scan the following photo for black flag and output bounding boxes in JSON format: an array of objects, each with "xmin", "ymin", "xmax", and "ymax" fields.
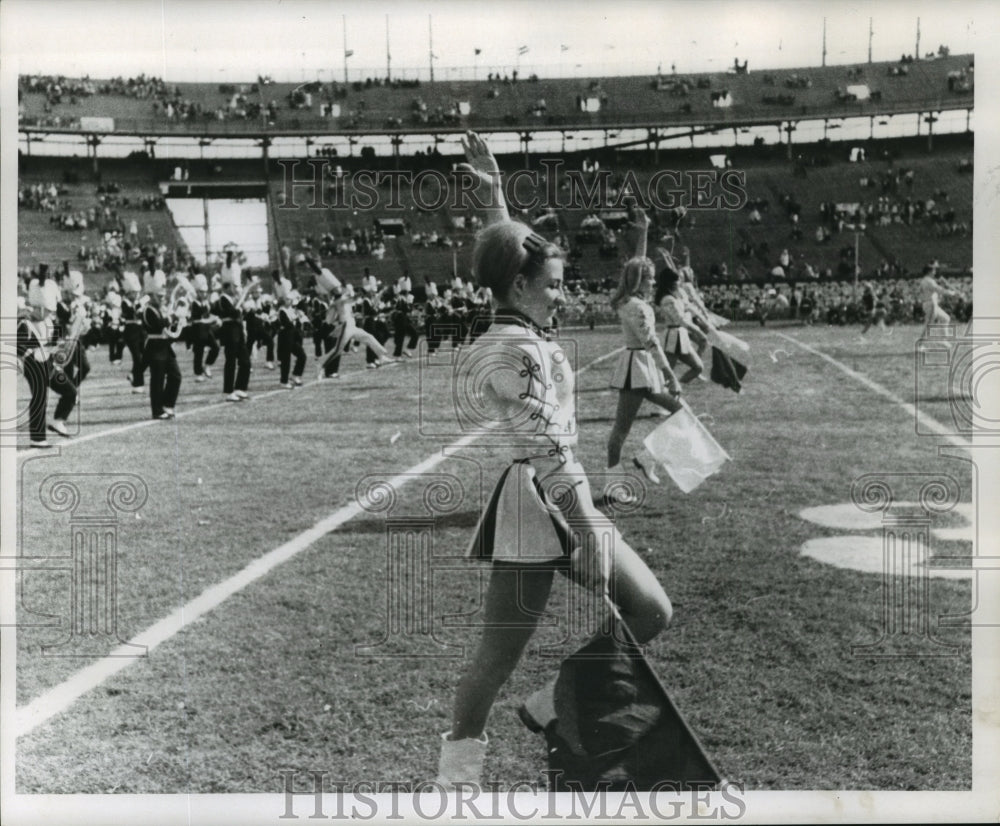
[
  {"xmin": 709, "ymin": 345, "xmax": 748, "ymax": 393},
  {"xmin": 520, "ymin": 603, "xmax": 722, "ymax": 791}
]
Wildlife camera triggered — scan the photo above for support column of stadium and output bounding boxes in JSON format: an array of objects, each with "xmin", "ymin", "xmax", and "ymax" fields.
[
  {"xmin": 86, "ymin": 134, "xmax": 101, "ymax": 177},
  {"xmin": 651, "ymin": 128, "xmax": 660, "ymax": 166},
  {"xmin": 392, "ymin": 135, "xmax": 403, "ymax": 170},
  {"xmin": 785, "ymin": 121, "xmax": 795, "ymax": 161},
  {"xmin": 261, "ymin": 136, "xmax": 286, "ymax": 277}
]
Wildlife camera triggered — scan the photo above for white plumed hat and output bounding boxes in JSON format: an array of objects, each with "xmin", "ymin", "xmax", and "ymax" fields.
[
  {"xmin": 67, "ymin": 269, "xmax": 85, "ymax": 296},
  {"xmin": 314, "ymin": 267, "xmax": 342, "ymax": 297},
  {"xmin": 219, "ymin": 260, "xmax": 242, "ymax": 288},
  {"xmin": 121, "ymin": 271, "xmax": 142, "ymax": 293},
  {"xmin": 273, "ymin": 277, "xmax": 293, "ymax": 301},
  {"xmin": 143, "ymin": 270, "xmax": 166, "ymax": 295}
]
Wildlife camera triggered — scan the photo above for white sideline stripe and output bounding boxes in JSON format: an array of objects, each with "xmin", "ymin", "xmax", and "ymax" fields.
[
  {"xmin": 775, "ymin": 332, "xmax": 971, "ymax": 449},
  {"xmin": 15, "ymin": 346, "xmax": 623, "ymax": 738}
]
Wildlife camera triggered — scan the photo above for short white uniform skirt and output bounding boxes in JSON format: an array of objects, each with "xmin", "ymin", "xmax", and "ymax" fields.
[
  {"xmin": 608, "ymin": 349, "xmax": 665, "ymax": 393},
  {"xmin": 664, "ymin": 326, "xmax": 693, "ymax": 356},
  {"xmin": 467, "ymin": 459, "xmax": 628, "ymax": 565}
]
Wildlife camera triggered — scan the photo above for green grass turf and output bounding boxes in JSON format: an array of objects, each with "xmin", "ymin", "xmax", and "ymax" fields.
[{"xmin": 15, "ymin": 322, "xmax": 972, "ymax": 792}]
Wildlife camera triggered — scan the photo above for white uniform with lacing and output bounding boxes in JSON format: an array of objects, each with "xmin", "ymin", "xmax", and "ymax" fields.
[
  {"xmin": 608, "ymin": 296, "xmax": 671, "ymax": 393},
  {"xmin": 466, "ymin": 317, "xmax": 630, "ymax": 566}
]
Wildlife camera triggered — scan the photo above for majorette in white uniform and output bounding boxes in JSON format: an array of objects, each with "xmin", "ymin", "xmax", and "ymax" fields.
[
  {"xmin": 659, "ymin": 293, "xmax": 694, "ymax": 355},
  {"xmin": 608, "ymin": 296, "xmax": 672, "ymax": 394}
]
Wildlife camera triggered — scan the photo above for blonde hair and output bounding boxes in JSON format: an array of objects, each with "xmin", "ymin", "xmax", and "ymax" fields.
[
  {"xmin": 472, "ymin": 222, "xmax": 562, "ymax": 301},
  {"xmin": 610, "ymin": 257, "xmax": 654, "ymax": 310}
]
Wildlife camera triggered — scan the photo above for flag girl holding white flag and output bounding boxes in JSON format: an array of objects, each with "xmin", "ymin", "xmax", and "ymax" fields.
[{"xmin": 605, "ymin": 206, "xmax": 683, "ymax": 486}]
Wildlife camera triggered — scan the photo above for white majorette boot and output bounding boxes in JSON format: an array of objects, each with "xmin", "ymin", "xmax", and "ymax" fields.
[{"xmin": 434, "ymin": 730, "xmax": 488, "ymax": 790}]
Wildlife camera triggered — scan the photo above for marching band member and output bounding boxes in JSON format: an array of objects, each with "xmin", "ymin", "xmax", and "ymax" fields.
[
  {"xmin": 243, "ymin": 280, "xmax": 275, "ymax": 370},
  {"xmin": 141, "ymin": 270, "xmax": 183, "ymax": 419},
  {"xmin": 446, "ymin": 285, "xmax": 469, "ymax": 349},
  {"xmin": 360, "ymin": 280, "xmax": 388, "ymax": 367},
  {"xmin": 18, "ymin": 277, "xmax": 77, "ymax": 445},
  {"xmin": 120, "ymin": 270, "xmax": 147, "ymax": 393},
  {"xmin": 274, "ymin": 277, "xmax": 307, "ymax": 388},
  {"xmin": 212, "ymin": 257, "xmax": 254, "ymax": 402},
  {"xmin": 391, "ymin": 288, "xmax": 420, "ymax": 358},
  {"xmin": 188, "ymin": 273, "xmax": 220, "ymax": 382},
  {"xmin": 254, "ymin": 284, "xmax": 277, "ymax": 369},
  {"xmin": 103, "ymin": 282, "xmax": 125, "ymax": 365},
  {"xmin": 467, "ymin": 283, "xmax": 493, "ymax": 344},
  {"xmin": 360, "ymin": 267, "xmax": 379, "ymax": 296},
  {"xmin": 309, "ymin": 289, "xmax": 328, "ymax": 360},
  {"xmin": 424, "ymin": 287, "xmax": 448, "ymax": 356},
  {"xmin": 317, "ymin": 284, "xmax": 390, "ymax": 377},
  {"xmin": 919, "ymin": 264, "xmax": 961, "ymax": 336},
  {"xmin": 17, "ymin": 288, "xmax": 51, "ymax": 447},
  {"xmin": 53, "ymin": 269, "xmax": 92, "ymax": 388}
]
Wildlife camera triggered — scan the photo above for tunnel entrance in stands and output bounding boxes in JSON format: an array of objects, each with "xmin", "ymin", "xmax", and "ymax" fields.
[{"xmin": 160, "ymin": 180, "xmax": 270, "ymax": 268}]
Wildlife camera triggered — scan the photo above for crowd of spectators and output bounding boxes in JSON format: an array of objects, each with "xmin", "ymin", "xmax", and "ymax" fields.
[
  {"xmin": 19, "ymin": 74, "xmax": 97, "ymax": 104},
  {"xmin": 698, "ymin": 274, "xmax": 971, "ymax": 326},
  {"xmin": 18, "ymin": 181, "xmax": 68, "ymax": 211},
  {"xmin": 313, "ymin": 226, "xmax": 388, "ymax": 259}
]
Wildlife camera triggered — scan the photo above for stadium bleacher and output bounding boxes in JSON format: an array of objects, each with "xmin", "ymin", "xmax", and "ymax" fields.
[{"xmin": 18, "ymin": 54, "xmax": 973, "ymax": 135}]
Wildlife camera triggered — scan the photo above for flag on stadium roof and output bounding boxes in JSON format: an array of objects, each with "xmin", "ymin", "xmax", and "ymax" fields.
[{"xmin": 344, "ymin": 49, "xmax": 354, "ymax": 58}]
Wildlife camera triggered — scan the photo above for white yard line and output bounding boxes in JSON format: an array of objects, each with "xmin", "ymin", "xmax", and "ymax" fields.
[
  {"xmin": 775, "ymin": 331, "xmax": 971, "ymax": 450},
  {"xmin": 14, "ymin": 347, "xmax": 623, "ymax": 738}
]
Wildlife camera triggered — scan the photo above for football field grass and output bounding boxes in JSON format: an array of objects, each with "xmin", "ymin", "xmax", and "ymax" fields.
[{"xmin": 14, "ymin": 322, "xmax": 973, "ymax": 792}]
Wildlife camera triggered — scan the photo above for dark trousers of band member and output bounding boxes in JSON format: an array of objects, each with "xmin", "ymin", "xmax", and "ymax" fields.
[
  {"xmin": 253, "ymin": 326, "xmax": 275, "ymax": 363},
  {"xmin": 25, "ymin": 357, "xmax": 78, "ymax": 439},
  {"xmin": 22, "ymin": 355, "xmax": 50, "ymax": 441},
  {"xmin": 363, "ymin": 317, "xmax": 390, "ymax": 364},
  {"xmin": 320, "ymin": 326, "xmax": 341, "ymax": 377},
  {"xmin": 392, "ymin": 316, "xmax": 420, "ymax": 357},
  {"xmin": 192, "ymin": 326, "xmax": 220, "ymax": 376},
  {"xmin": 448, "ymin": 313, "xmax": 467, "ymax": 348},
  {"xmin": 277, "ymin": 330, "xmax": 306, "ymax": 383},
  {"xmin": 221, "ymin": 323, "xmax": 251, "ymax": 393},
  {"xmin": 123, "ymin": 324, "xmax": 146, "ymax": 387},
  {"xmin": 107, "ymin": 328, "xmax": 124, "ymax": 363},
  {"xmin": 425, "ymin": 321, "xmax": 443, "ymax": 354},
  {"xmin": 60, "ymin": 341, "xmax": 91, "ymax": 386},
  {"xmin": 144, "ymin": 340, "xmax": 181, "ymax": 417},
  {"xmin": 48, "ymin": 359, "xmax": 78, "ymax": 422}
]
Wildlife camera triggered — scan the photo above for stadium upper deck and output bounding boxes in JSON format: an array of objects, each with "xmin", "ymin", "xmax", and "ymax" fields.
[{"xmin": 18, "ymin": 54, "xmax": 973, "ymax": 139}]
